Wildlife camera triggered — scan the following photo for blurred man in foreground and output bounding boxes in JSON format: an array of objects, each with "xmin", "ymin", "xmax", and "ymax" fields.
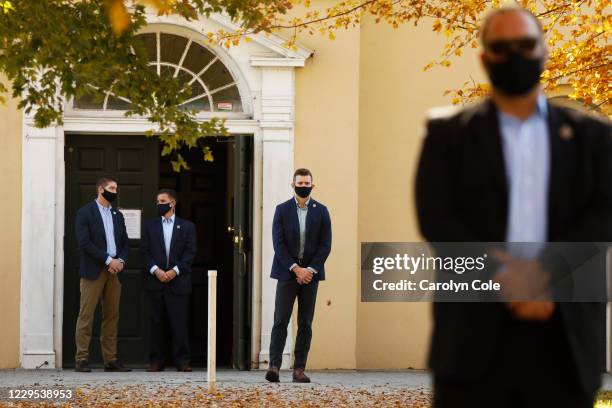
[{"xmin": 416, "ymin": 7, "xmax": 611, "ymax": 407}]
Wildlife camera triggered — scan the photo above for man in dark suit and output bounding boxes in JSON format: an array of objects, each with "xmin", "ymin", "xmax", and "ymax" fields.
[
  {"xmin": 416, "ymin": 7, "xmax": 611, "ymax": 407},
  {"xmin": 74, "ymin": 176, "xmax": 131, "ymax": 372},
  {"xmin": 265, "ymin": 168, "xmax": 332, "ymax": 383},
  {"xmin": 141, "ymin": 188, "xmax": 197, "ymax": 372}
]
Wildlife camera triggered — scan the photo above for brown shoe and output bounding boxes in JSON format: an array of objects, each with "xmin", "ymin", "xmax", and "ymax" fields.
[
  {"xmin": 177, "ymin": 364, "xmax": 192, "ymax": 372},
  {"xmin": 146, "ymin": 362, "xmax": 165, "ymax": 372},
  {"xmin": 265, "ymin": 366, "xmax": 280, "ymax": 383},
  {"xmin": 292, "ymin": 368, "xmax": 310, "ymax": 383},
  {"xmin": 104, "ymin": 360, "xmax": 132, "ymax": 372},
  {"xmin": 75, "ymin": 360, "xmax": 91, "ymax": 372}
]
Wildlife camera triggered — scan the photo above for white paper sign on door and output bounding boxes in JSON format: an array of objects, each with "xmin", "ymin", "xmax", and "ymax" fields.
[{"xmin": 121, "ymin": 209, "xmax": 142, "ymax": 239}]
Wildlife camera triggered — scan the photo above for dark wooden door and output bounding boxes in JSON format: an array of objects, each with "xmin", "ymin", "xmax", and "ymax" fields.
[{"xmin": 63, "ymin": 134, "xmax": 159, "ymax": 367}]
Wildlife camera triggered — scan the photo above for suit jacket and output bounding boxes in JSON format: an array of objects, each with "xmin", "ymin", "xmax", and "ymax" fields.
[
  {"xmin": 415, "ymin": 98, "xmax": 611, "ymax": 396},
  {"xmin": 271, "ymin": 198, "xmax": 332, "ymax": 281},
  {"xmin": 75, "ymin": 200, "xmax": 129, "ymax": 280},
  {"xmin": 140, "ymin": 216, "xmax": 197, "ymax": 295}
]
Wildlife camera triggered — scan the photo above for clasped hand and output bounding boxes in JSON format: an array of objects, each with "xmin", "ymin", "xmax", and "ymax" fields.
[
  {"xmin": 154, "ymin": 268, "xmax": 177, "ymax": 283},
  {"xmin": 293, "ymin": 266, "xmax": 313, "ymax": 285},
  {"xmin": 491, "ymin": 249, "xmax": 555, "ymax": 322},
  {"xmin": 107, "ymin": 259, "xmax": 124, "ymax": 274}
]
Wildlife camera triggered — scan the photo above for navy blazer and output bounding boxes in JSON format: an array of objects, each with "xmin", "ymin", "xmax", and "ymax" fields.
[
  {"xmin": 140, "ymin": 216, "xmax": 197, "ymax": 295},
  {"xmin": 75, "ymin": 201, "xmax": 129, "ymax": 280},
  {"xmin": 271, "ymin": 198, "xmax": 332, "ymax": 281}
]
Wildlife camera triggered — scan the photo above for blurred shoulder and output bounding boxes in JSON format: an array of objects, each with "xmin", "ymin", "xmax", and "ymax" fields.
[
  {"xmin": 550, "ymin": 101, "xmax": 612, "ymax": 135},
  {"xmin": 425, "ymin": 100, "xmax": 487, "ymax": 133}
]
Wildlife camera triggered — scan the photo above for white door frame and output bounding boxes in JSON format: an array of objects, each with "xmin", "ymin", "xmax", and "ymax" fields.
[{"xmin": 19, "ymin": 14, "xmax": 312, "ymax": 369}]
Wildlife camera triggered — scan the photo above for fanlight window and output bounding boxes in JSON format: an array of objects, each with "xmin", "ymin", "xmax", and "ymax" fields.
[{"xmin": 74, "ymin": 32, "xmax": 243, "ymax": 113}]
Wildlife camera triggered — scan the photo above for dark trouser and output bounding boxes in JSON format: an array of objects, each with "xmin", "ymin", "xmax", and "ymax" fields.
[
  {"xmin": 147, "ymin": 289, "xmax": 191, "ymax": 367},
  {"xmin": 434, "ymin": 310, "xmax": 594, "ymax": 408},
  {"xmin": 269, "ymin": 278, "xmax": 319, "ymax": 369}
]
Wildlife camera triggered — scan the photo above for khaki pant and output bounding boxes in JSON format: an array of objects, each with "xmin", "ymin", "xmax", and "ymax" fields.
[{"xmin": 74, "ymin": 267, "xmax": 121, "ymax": 363}]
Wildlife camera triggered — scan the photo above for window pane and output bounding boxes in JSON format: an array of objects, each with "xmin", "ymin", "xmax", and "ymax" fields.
[
  {"xmin": 176, "ymin": 70, "xmax": 193, "ymax": 89},
  {"xmin": 74, "ymin": 92, "xmax": 105, "ymax": 109},
  {"xmin": 106, "ymin": 96, "xmax": 131, "ymax": 110},
  {"xmin": 212, "ymin": 85, "xmax": 242, "ymax": 112},
  {"xmin": 138, "ymin": 33, "xmax": 157, "ymax": 62},
  {"xmin": 182, "ymin": 95, "xmax": 210, "ymax": 112},
  {"xmin": 182, "ymin": 42, "xmax": 215, "ymax": 75},
  {"xmin": 159, "ymin": 64, "xmax": 175, "ymax": 78},
  {"xmin": 160, "ymin": 33, "xmax": 188, "ymax": 65},
  {"xmin": 202, "ymin": 60, "xmax": 234, "ymax": 91}
]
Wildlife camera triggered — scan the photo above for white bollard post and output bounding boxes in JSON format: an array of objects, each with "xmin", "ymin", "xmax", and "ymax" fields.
[{"xmin": 207, "ymin": 270, "xmax": 217, "ymax": 393}]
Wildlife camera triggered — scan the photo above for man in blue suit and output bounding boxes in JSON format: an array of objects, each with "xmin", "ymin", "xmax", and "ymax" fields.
[
  {"xmin": 74, "ymin": 176, "xmax": 130, "ymax": 372},
  {"xmin": 140, "ymin": 189, "xmax": 197, "ymax": 372},
  {"xmin": 265, "ymin": 168, "xmax": 332, "ymax": 383}
]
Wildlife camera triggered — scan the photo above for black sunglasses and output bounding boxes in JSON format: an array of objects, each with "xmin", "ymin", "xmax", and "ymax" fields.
[{"xmin": 485, "ymin": 37, "xmax": 539, "ymax": 55}]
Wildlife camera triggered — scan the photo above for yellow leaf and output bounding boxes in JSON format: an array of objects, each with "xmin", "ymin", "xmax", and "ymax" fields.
[
  {"xmin": 106, "ymin": 0, "xmax": 130, "ymax": 35},
  {"xmin": 2, "ymin": 1, "xmax": 14, "ymax": 14}
]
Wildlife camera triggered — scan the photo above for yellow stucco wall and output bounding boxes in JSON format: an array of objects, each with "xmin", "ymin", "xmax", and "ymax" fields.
[
  {"xmin": 0, "ymin": 78, "xmax": 22, "ymax": 368},
  {"xmin": 291, "ymin": 6, "xmax": 489, "ymax": 369},
  {"xmin": 355, "ymin": 18, "xmax": 486, "ymax": 368},
  {"xmin": 293, "ymin": 14, "xmax": 360, "ymax": 369}
]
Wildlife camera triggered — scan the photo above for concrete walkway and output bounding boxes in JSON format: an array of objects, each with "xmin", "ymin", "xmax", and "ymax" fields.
[{"xmin": 0, "ymin": 369, "xmax": 431, "ymax": 389}]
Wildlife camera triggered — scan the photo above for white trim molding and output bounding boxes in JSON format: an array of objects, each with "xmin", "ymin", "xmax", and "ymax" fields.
[{"xmin": 20, "ymin": 124, "xmax": 61, "ymax": 369}]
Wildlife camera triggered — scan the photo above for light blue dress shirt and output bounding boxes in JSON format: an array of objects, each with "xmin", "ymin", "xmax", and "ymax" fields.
[
  {"xmin": 290, "ymin": 197, "xmax": 317, "ymax": 274},
  {"xmin": 149, "ymin": 214, "xmax": 180, "ymax": 275},
  {"xmin": 498, "ymin": 94, "xmax": 550, "ymax": 258},
  {"xmin": 96, "ymin": 199, "xmax": 117, "ymax": 266}
]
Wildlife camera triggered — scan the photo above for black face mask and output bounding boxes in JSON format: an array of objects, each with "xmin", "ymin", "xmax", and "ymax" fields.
[
  {"xmin": 294, "ymin": 186, "xmax": 312, "ymax": 199},
  {"xmin": 157, "ymin": 203, "xmax": 173, "ymax": 217},
  {"xmin": 485, "ymin": 52, "xmax": 543, "ymax": 96},
  {"xmin": 102, "ymin": 189, "xmax": 117, "ymax": 203}
]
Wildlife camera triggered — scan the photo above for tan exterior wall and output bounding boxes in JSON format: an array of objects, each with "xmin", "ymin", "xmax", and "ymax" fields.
[
  {"xmin": 0, "ymin": 78, "xmax": 22, "ymax": 368},
  {"xmin": 292, "ymin": 7, "xmax": 360, "ymax": 369},
  {"xmin": 356, "ymin": 18, "xmax": 486, "ymax": 368}
]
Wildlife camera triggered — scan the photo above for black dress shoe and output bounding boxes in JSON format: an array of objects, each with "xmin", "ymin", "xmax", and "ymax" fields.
[
  {"xmin": 177, "ymin": 364, "xmax": 192, "ymax": 372},
  {"xmin": 104, "ymin": 360, "xmax": 132, "ymax": 372},
  {"xmin": 146, "ymin": 362, "xmax": 165, "ymax": 372},
  {"xmin": 75, "ymin": 360, "xmax": 91, "ymax": 372},
  {"xmin": 265, "ymin": 366, "xmax": 280, "ymax": 382},
  {"xmin": 292, "ymin": 368, "xmax": 310, "ymax": 383}
]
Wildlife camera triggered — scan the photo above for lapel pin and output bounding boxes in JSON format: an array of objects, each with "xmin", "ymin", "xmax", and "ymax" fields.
[
  {"xmin": 177, "ymin": 225, "xmax": 181, "ymax": 229},
  {"xmin": 560, "ymin": 124, "xmax": 573, "ymax": 141},
  {"xmin": 313, "ymin": 204, "xmax": 317, "ymax": 208},
  {"xmin": 113, "ymin": 211, "xmax": 117, "ymax": 215}
]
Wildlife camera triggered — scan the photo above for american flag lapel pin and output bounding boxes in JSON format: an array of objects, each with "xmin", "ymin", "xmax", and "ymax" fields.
[{"xmin": 560, "ymin": 124, "xmax": 573, "ymax": 141}]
